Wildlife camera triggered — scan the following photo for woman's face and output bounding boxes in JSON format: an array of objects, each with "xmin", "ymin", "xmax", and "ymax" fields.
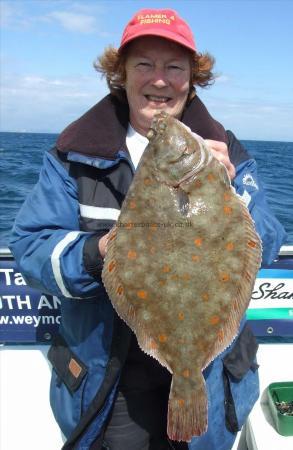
[{"xmin": 124, "ymin": 36, "xmax": 191, "ymax": 136}]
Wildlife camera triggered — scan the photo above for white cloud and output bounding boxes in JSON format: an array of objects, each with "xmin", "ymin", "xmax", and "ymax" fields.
[
  {"xmin": 0, "ymin": 2, "xmax": 14, "ymax": 25},
  {"xmin": 0, "ymin": 1, "xmax": 113, "ymax": 36},
  {"xmin": 48, "ymin": 11, "xmax": 98, "ymax": 33},
  {"xmin": 67, "ymin": 1, "xmax": 108, "ymax": 15},
  {"xmin": 0, "ymin": 1, "xmax": 32, "ymax": 29},
  {"xmin": 1, "ymin": 72, "xmax": 292, "ymax": 139},
  {"xmin": 198, "ymin": 89, "xmax": 293, "ymax": 140},
  {"xmin": 0, "ymin": 73, "xmax": 108, "ymax": 132}
]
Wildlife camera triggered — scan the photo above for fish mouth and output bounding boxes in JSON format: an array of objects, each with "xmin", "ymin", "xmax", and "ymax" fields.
[
  {"xmin": 147, "ymin": 113, "xmax": 194, "ymax": 164},
  {"xmin": 147, "ymin": 112, "xmax": 169, "ymax": 140}
]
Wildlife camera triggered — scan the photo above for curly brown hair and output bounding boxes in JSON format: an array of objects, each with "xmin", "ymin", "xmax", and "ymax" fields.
[{"xmin": 94, "ymin": 44, "xmax": 215, "ymax": 104}]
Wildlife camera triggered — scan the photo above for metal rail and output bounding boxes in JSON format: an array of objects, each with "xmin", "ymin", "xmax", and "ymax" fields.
[{"xmin": 2, "ymin": 246, "xmax": 293, "ymax": 258}]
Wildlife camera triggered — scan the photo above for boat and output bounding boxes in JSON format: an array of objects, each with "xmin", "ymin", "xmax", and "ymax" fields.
[{"xmin": 1, "ymin": 246, "xmax": 292, "ymax": 449}]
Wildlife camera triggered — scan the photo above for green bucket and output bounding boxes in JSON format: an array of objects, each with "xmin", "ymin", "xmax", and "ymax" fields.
[{"xmin": 268, "ymin": 382, "xmax": 293, "ymax": 436}]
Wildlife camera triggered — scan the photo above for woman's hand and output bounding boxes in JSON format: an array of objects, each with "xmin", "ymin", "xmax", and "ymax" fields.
[
  {"xmin": 205, "ymin": 139, "xmax": 236, "ymax": 180},
  {"xmin": 98, "ymin": 232, "xmax": 111, "ymax": 258}
]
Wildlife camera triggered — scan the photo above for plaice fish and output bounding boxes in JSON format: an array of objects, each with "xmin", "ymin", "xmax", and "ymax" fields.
[{"xmin": 102, "ymin": 112, "xmax": 262, "ymax": 442}]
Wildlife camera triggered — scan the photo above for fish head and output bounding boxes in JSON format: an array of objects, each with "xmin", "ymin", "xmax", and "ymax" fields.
[{"xmin": 147, "ymin": 112, "xmax": 208, "ymax": 186}]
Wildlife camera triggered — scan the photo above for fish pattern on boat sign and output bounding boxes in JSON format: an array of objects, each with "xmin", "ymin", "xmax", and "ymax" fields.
[{"xmin": 102, "ymin": 112, "xmax": 262, "ymax": 442}]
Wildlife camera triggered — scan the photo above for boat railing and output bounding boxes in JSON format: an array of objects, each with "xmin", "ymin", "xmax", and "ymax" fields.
[{"xmin": 1, "ymin": 244, "xmax": 293, "ymax": 258}]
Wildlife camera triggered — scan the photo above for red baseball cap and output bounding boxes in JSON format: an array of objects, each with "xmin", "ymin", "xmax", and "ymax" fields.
[{"xmin": 119, "ymin": 9, "xmax": 196, "ymax": 52}]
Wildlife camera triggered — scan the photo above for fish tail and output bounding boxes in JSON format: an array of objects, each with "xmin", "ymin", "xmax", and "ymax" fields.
[{"xmin": 167, "ymin": 371, "xmax": 207, "ymax": 442}]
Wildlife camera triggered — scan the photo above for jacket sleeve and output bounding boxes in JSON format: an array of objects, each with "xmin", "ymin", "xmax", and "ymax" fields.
[
  {"xmin": 229, "ymin": 135, "xmax": 287, "ymax": 265},
  {"xmin": 9, "ymin": 150, "xmax": 105, "ymax": 299}
]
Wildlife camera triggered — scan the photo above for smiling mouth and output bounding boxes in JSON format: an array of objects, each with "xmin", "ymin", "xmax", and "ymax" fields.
[{"xmin": 145, "ymin": 95, "xmax": 171, "ymax": 103}]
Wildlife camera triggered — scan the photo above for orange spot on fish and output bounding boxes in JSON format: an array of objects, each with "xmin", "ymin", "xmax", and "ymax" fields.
[
  {"xmin": 129, "ymin": 200, "xmax": 136, "ymax": 209},
  {"xmin": 178, "ymin": 312, "xmax": 185, "ymax": 321},
  {"xmin": 220, "ymin": 273, "xmax": 230, "ymax": 282},
  {"xmin": 144, "ymin": 177, "xmax": 152, "ymax": 186},
  {"xmin": 207, "ymin": 173, "xmax": 215, "ymax": 182},
  {"xmin": 182, "ymin": 369, "xmax": 190, "ymax": 378},
  {"xmin": 171, "ymin": 274, "xmax": 179, "ymax": 281},
  {"xmin": 224, "ymin": 192, "xmax": 232, "ymax": 202},
  {"xmin": 162, "ymin": 265, "xmax": 171, "ymax": 273},
  {"xmin": 195, "ymin": 179, "xmax": 202, "ymax": 188},
  {"xmin": 116, "ymin": 285, "xmax": 124, "ymax": 295},
  {"xmin": 178, "ymin": 399, "xmax": 185, "ymax": 407},
  {"xmin": 224, "ymin": 206, "xmax": 232, "ymax": 215},
  {"xmin": 125, "ymin": 222, "xmax": 134, "ymax": 230},
  {"xmin": 194, "ymin": 238, "xmax": 202, "ymax": 247},
  {"xmin": 127, "ymin": 250, "xmax": 137, "ymax": 260},
  {"xmin": 158, "ymin": 334, "xmax": 167, "ymax": 343},
  {"xmin": 248, "ymin": 240, "xmax": 257, "ymax": 248},
  {"xmin": 137, "ymin": 290, "xmax": 148, "ymax": 300},
  {"xmin": 226, "ymin": 242, "xmax": 235, "ymax": 251},
  {"xmin": 192, "ymin": 255, "xmax": 200, "ymax": 262},
  {"xmin": 159, "ymin": 280, "xmax": 166, "ymax": 286},
  {"xmin": 108, "ymin": 261, "xmax": 116, "ymax": 272},
  {"xmin": 182, "ymin": 273, "xmax": 191, "ymax": 281},
  {"xmin": 210, "ymin": 315, "xmax": 220, "ymax": 325},
  {"xmin": 150, "ymin": 223, "xmax": 158, "ymax": 231},
  {"xmin": 201, "ymin": 292, "xmax": 209, "ymax": 302}
]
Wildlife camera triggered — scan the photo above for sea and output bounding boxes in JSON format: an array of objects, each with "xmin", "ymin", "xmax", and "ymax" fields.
[{"xmin": 0, "ymin": 132, "xmax": 292, "ymax": 249}]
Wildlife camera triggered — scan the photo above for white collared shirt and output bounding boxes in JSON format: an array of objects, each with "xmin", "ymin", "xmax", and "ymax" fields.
[{"xmin": 126, "ymin": 123, "xmax": 149, "ymax": 169}]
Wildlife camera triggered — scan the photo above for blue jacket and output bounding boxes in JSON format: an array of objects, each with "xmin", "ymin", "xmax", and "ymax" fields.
[{"xmin": 10, "ymin": 95, "xmax": 286, "ymax": 449}]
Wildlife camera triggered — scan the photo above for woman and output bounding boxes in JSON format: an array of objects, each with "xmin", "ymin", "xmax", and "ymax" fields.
[{"xmin": 10, "ymin": 8, "xmax": 286, "ymax": 450}]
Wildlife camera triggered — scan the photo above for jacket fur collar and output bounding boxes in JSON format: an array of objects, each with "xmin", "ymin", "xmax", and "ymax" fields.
[{"xmin": 57, "ymin": 94, "xmax": 227, "ymax": 158}]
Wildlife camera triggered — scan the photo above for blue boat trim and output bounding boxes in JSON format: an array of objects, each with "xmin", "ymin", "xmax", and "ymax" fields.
[
  {"xmin": 248, "ymin": 319, "xmax": 293, "ymax": 337},
  {"xmin": 257, "ymin": 269, "xmax": 293, "ymax": 279}
]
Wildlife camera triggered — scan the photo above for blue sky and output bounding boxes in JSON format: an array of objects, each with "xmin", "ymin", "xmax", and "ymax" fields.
[{"xmin": 1, "ymin": 0, "xmax": 293, "ymax": 140}]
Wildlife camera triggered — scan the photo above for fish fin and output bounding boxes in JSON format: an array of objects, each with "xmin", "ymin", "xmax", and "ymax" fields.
[
  {"xmin": 203, "ymin": 197, "xmax": 262, "ymax": 369},
  {"xmin": 102, "ymin": 226, "xmax": 171, "ymax": 371},
  {"xmin": 167, "ymin": 372, "xmax": 207, "ymax": 442},
  {"xmin": 102, "ymin": 226, "xmax": 139, "ymax": 330}
]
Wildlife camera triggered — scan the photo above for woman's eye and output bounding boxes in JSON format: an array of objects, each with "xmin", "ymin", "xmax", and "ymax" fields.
[
  {"xmin": 136, "ymin": 62, "xmax": 151, "ymax": 68},
  {"xmin": 168, "ymin": 65, "xmax": 183, "ymax": 70}
]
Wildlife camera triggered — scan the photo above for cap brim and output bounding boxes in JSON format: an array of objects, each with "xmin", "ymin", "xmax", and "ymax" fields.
[{"xmin": 119, "ymin": 30, "xmax": 196, "ymax": 53}]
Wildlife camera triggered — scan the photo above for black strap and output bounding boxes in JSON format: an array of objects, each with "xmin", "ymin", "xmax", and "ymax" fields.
[{"xmin": 222, "ymin": 366, "xmax": 240, "ymax": 433}]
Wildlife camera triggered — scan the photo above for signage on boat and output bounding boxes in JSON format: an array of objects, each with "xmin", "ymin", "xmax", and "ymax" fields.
[
  {"xmin": 0, "ymin": 259, "xmax": 60, "ymax": 343},
  {"xmin": 247, "ymin": 261, "xmax": 293, "ymax": 338},
  {"xmin": 1, "ymin": 254, "xmax": 293, "ymax": 343}
]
